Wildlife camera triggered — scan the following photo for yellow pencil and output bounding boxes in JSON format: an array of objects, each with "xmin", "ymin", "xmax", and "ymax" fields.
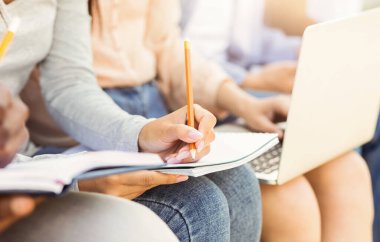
[
  {"xmin": 184, "ymin": 39, "xmax": 197, "ymax": 160},
  {"xmin": 0, "ymin": 17, "xmax": 20, "ymax": 62}
]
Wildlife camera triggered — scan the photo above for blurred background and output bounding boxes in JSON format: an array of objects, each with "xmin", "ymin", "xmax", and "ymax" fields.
[{"xmin": 365, "ymin": 0, "xmax": 380, "ymax": 9}]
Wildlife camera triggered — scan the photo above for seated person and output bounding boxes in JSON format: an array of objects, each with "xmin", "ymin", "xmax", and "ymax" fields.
[
  {"xmin": 182, "ymin": 0, "xmax": 374, "ymax": 241},
  {"xmin": 23, "ymin": 0, "xmax": 373, "ymax": 242},
  {"xmin": 1, "ymin": 0, "xmax": 262, "ymax": 241},
  {"xmin": 0, "ymin": 86, "xmax": 178, "ymax": 242},
  {"xmin": 182, "ymin": 0, "xmax": 363, "ymax": 95}
]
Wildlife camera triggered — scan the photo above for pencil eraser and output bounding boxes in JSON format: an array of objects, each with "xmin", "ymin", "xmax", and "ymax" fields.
[{"xmin": 184, "ymin": 38, "xmax": 191, "ymax": 49}]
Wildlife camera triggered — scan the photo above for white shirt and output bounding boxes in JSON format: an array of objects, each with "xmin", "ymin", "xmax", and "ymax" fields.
[{"xmin": 182, "ymin": 0, "xmax": 363, "ymax": 82}]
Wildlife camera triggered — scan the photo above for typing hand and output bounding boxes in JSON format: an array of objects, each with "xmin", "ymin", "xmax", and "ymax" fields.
[
  {"xmin": 0, "ymin": 86, "xmax": 29, "ymax": 167},
  {"xmin": 78, "ymin": 171, "xmax": 189, "ymax": 200},
  {"xmin": 242, "ymin": 95, "xmax": 290, "ymax": 138},
  {"xmin": 138, "ymin": 105, "xmax": 217, "ymax": 164},
  {"xmin": 0, "ymin": 195, "xmax": 42, "ymax": 233}
]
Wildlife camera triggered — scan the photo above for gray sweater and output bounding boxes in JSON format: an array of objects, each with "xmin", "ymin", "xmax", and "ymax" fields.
[{"xmin": 0, "ymin": 0, "xmax": 150, "ymax": 152}]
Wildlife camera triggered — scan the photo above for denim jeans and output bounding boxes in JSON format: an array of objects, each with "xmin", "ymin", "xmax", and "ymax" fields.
[
  {"xmin": 363, "ymin": 116, "xmax": 380, "ymax": 242},
  {"xmin": 105, "ymin": 82, "xmax": 262, "ymax": 242}
]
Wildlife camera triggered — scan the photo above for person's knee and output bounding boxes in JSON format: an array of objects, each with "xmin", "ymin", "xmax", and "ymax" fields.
[
  {"xmin": 135, "ymin": 178, "xmax": 230, "ymax": 241},
  {"xmin": 207, "ymin": 165, "xmax": 262, "ymax": 239},
  {"xmin": 341, "ymin": 152, "xmax": 372, "ymax": 185},
  {"xmin": 319, "ymin": 152, "xmax": 373, "ymax": 204},
  {"xmin": 233, "ymin": 166, "xmax": 262, "ymax": 241},
  {"xmin": 261, "ymin": 176, "xmax": 321, "ymax": 242},
  {"xmin": 319, "ymin": 152, "xmax": 372, "ymax": 185},
  {"xmin": 229, "ymin": 165, "xmax": 262, "ymax": 225},
  {"xmin": 328, "ymin": 152, "xmax": 374, "ymax": 219}
]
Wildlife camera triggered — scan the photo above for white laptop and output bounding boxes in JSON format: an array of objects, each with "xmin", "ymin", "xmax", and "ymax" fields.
[{"xmin": 220, "ymin": 8, "xmax": 380, "ymax": 185}]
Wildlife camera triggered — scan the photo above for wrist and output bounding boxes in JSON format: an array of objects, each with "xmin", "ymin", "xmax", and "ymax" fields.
[
  {"xmin": 137, "ymin": 118, "xmax": 157, "ymax": 153},
  {"xmin": 216, "ymin": 81, "xmax": 258, "ymax": 118},
  {"xmin": 138, "ymin": 124, "xmax": 149, "ymax": 153},
  {"xmin": 241, "ymin": 73, "xmax": 255, "ymax": 89},
  {"xmin": 244, "ymin": 71, "xmax": 265, "ymax": 90}
]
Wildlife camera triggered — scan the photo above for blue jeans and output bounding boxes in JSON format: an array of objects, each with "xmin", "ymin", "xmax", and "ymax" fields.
[
  {"xmin": 105, "ymin": 83, "xmax": 262, "ymax": 242},
  {"xmin": 363, "ymin": 115, "xmax": 380, "ymax": 242}
]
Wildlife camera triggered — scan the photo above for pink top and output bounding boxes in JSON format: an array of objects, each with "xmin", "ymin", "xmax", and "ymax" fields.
[{"xmin": 91, "ymin": 0, "xmax": 230, "ymax": 113}]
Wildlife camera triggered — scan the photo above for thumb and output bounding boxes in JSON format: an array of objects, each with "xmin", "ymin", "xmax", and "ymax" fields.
[
  {"xmin": 164, "ymin": 124, "xmax": 203, "ymax": 144},
  {"xmin": 0, "ymin": 196, "xmax": 35, "ymax": 219}
]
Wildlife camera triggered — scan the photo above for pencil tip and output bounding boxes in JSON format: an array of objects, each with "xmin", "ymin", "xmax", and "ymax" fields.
[{"xmin": 190, "ymin": 150, "xmax": 196, "ymax": 160}]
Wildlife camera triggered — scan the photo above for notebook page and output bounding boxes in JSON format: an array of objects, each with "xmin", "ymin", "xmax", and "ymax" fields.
[
  {"xmin": 5, "ymin": 151, "xmax": 163, "ymax": 184},
  {"xmin": 165, "ymin": 132, "xmax": 278, "ymax": 168},
  {"xmin": 0, "ymin": 180, "xmax": 63, "ymax": 194}
]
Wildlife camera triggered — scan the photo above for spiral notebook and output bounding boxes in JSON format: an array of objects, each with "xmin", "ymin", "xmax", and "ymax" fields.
[{"xmin": 0, "ymin": 132, "xmax": 278, "ymax": 195}]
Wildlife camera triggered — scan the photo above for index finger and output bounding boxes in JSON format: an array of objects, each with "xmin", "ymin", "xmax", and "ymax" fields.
[
  {"xmin": 118, "ymin": 171, "xmax": 188, "ymax": 187},
  {"xmin": 194, "ymin": 104, "xmax": 217, "ymax": 135}
]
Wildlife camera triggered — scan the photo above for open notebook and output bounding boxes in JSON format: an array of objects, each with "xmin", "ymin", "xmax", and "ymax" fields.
[
  {"xmin": 0, "ymin": 132, "xmax": 278, "ymax": 195},
  {"xmin": 0, "ymin": 151, "xmax": 164, "ymax": 195},
  {"xmin": 156, "ymin": 132, "xmax": 278, "ymax": 176}
]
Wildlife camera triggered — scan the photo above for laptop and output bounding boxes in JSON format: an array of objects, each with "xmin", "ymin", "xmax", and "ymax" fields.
[{"xmin": 221, "ymin": 8, "xmax": 380, "ymax": 185}]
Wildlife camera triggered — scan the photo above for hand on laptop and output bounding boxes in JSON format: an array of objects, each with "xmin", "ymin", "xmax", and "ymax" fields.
[
  {"xmin": 241, "ymin": 61, "xmax": 297, "ymax": 94},
  {"xmin": 138, "ymin": 105, "xmax": 217, "ymax": 164},
  {"xmin": 0, "ymin": 195, "xmax": 43, "ymax": 233},
  {"xmin": 242, "ymin": 95, "xmax": 290, "ymax": 138},
  {"xmin": 0, "ymin": 86, "xmax": 29, "ymax": 168}
]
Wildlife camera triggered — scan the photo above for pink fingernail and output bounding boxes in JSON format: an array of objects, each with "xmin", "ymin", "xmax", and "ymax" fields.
[
  {"xmin": 176, "ymin": 176, "xmax": 189, "ymax": 182},
  {"xmin": 188, "ymin": 130, "xmax": 203, "ymax": 140},
  {"xmin": 196, "ymin": 141, "xmax": 205, "ymax": 152},
  {"xmin": 164, "ymin": 154, "xmax": 176, "ymax": 162},
  {"xmin": 179, "ymin": 146, "xmax": 190, "ymax": 153},
  {"xmin": 176, "ymin": 151, "xmax": 191, "ymax": 161},
  {"xmin": 167, "ymin": 158, "xmax": 182, "ymax": 164}
]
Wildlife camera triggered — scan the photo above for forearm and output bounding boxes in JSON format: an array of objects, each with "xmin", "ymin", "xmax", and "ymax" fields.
[
  {"xmin": 216, "ymin": 81, "xmax": 257, "ymax": 118},
  {"xmin": 43, "ymin": 81, "xmax": 150, "ymax": 152},
  {"xmin": 240, "ymin": 72, "xmax": 264, "ymax": 90}
]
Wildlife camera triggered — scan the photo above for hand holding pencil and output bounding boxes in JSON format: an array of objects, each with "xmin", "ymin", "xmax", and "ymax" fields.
[{"xmin": 137, "ymin": 39, "xmax": 217, "ymax": 164}]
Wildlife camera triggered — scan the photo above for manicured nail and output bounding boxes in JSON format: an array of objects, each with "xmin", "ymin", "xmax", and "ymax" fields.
[
  {"xmin": 167, "ymin": 157, "xmax": 182, "ymax": 164},
  {"xmin": 176, "ymin": 176, "xmax": 189, "ymax": 182},
  {"xmin": 196, "ymin": 141, "xmax": 205, "ymax": 152},
  {"xmin": 178, "ymin": 146, "xmax": 190, "ymax": 153},
  {"xmin": 188, "ymin": 130, "xmax": 203, "ymax": 140},
  {"xmin": 164, "ymin": 154, "xmax": 176, "ymax": 162},
  {"xmin": 176, "ymin": 151, "xmax": 191, "ymax": 161}
]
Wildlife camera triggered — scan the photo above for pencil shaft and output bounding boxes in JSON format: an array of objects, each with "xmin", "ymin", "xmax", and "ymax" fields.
[
  {"xmin": 0, "ymin": 31, "xmax": 14, "ymax": 61},
  {"xmin": 184, "ymin": 40, "xmax": 196, "ymax": 153}
]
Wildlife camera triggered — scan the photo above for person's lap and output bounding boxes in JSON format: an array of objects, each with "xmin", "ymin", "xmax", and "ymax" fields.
[
  {"xmin": 105, "ymin": 83, "xmax": 262, "ymax": 241},
  {"xmin": 135, "ymin": 165, "xmax": 262, "ymax": 242},
  {"xmin": 0, "ymin": 192, "xmax": 178, "ymax": 242}
]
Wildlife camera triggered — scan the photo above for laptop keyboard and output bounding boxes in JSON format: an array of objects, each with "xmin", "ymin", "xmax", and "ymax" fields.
[{"xmin": 251, "ymin": 144, "xmax": 282, "ymax": 174}]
